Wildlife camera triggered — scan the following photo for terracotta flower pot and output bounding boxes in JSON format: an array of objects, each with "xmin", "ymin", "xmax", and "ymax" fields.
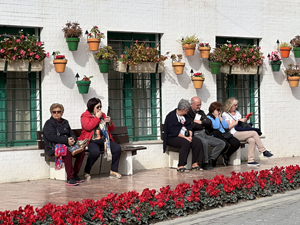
[
  {"xmin": 172, "ymin": 62, "xmax": 185, "ymax": 75},
  {"xmin": 87, "ymin": 38, "xmax": 101, "ymax": 51},
  {"xmin": 182, "ymin": 44, "xmax": 196, "ymax": 56},
  {"xmin": 198, "ymin": 47, "xmax": 211, "ymax": 59},
  {"xmin": 53, "ymin": 59, "xmax": 67, "ymax": 73},
  {"xmin": 288, "ymin": 76, "xmax": 300, "ymax": 87},
  {"xmin": 192, "ymin": 77, "xmax": 205, "ymax": 89},
  {"xmin": 280, "ymin": 47, "xmax": 291, "ymax": 58}
]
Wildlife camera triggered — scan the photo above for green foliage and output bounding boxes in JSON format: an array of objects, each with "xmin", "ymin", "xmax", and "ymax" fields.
[
  {"xmin": 62, "ymin": 21, "xmax": 83, "ymax": 38},
  {"xmin": 88, "ymin": 26, "xmax": 105, "ymax": 39},
  {"xmin": 279, "ymin": 42, "xmax": 292, "ymax": 48},
  {"xmin": 178, "ymin": 34, "xmax": 200, "ymax": 45},
  {"xmin": 94, "ymin": 45, "xmax": 117, "ymax": 61},
  {"xmin": 171, "ymin": 54, "xmax": 183, "ymax": 63},
  {"xmin": 284, "ymin": 63, "xmax": 300, "ymax": 76}
]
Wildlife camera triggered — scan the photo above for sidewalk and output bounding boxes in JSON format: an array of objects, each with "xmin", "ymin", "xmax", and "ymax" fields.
[{"xmin": 0, "ymin": 156, "xmax": 299, "ymax": 213}]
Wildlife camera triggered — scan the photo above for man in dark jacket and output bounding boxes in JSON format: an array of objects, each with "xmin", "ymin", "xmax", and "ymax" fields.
[{"xmin": 187, "ymin": 96, "xmax": 226, "ymax": 170}]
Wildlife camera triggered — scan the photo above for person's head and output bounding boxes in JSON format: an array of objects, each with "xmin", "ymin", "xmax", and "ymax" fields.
[
  {"xmin": 208, "ymin": 101, "xmax": 222, "ymax": 114},
  {"xmin": 177, "ymin": 99, "xmax": 190, "ymax": 116},
  {"xmin": 190, "ymin": 96, "xmax": 202, "ymax": 112},
  {"xmin": 224, "ymin": 97, "xmax": 238, "ymax": 113},
  {"xmin": 87, "ymin": 97, "xmax": 102, "ymax": 114},
  {"xmin": 50, "ymin": 103, "xmax": 64, "ymax": 121}
]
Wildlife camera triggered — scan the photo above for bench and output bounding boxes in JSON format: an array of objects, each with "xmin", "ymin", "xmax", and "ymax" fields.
[
  {"xmin": 37, "ymin": 126, "xmax": 147, "ymax": 180},
  {"xmin": 160, "ymin": 124, "xmax": 246, "ymax": 167}
]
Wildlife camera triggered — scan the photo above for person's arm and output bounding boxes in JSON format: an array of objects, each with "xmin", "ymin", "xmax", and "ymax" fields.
[
  {"xmin": 200, "ymin": 111, "xmax": 212, "ymax": 128},
  {"xmin": 207, "ymin": 115, "xmax": 221, "ymax": 129},
  {"xmin": 102, "ymin": 113, "xmax": 115, "ymax": 132},
  {"xmin": 43, "ymin": 121, "xmax": 69, "ymax": 145},
  {"xmin": 81, "ymin": 114, "xmax": 100, "ymax": 132},
  {"xmin": 221, "ymin": 118, "xmax": 229, "ymax": 129}
]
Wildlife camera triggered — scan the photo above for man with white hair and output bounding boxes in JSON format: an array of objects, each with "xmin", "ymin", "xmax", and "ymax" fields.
[{"xmin": 187, "ymin": 96, "xmax": 226, "ymax": 170}]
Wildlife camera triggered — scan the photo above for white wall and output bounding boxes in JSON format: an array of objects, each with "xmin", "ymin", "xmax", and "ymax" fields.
[{"xmin": 1, "ymin": 0, "xmax": 300, "ymax": 183}]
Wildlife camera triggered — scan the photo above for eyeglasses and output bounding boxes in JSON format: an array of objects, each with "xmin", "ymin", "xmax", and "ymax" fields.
[
  {"xmin": 96, "ymin": 105, "xmax": 102, "ymax": 109},
  {"xmin": 233, "ymin": 104, "xmax": 238, "ymax": 107},
  {"xmin": 52, "ymin": 111, "xmax": 61, "ymax": 114}
]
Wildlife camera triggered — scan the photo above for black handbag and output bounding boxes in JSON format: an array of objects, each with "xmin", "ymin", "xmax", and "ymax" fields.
[
  {"xmin": 220, "ymin": 120, "xmax": 233, "ymax": 139},
  {"xmin": 238, "ymin": 121, "xmax": 252, "ymax": 128}
]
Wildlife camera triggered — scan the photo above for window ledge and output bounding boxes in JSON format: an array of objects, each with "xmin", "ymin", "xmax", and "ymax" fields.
[{"xmin": 0, "ymin": 145, "xmax": 39, "ymax": 152}]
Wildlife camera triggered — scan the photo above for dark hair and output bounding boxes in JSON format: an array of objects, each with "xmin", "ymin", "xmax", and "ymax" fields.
[
  {"xmin": 87, "ymin": 97, "xmax": 101, "ymax": 113},
  {"xmin": 208, "ymin": 101, "xmax": 222, "ymax": 113}
]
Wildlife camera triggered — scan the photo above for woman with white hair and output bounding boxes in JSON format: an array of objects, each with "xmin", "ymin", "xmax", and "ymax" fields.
[
  {"xmin": 222, "ymin": 97, "xmax": 273, "ymax": 166},
  {"xmin": 163, "ymin": 99, "xmax": 203, "ymax": 172}
]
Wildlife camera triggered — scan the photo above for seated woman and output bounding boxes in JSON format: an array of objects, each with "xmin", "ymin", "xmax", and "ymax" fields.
[
  {"xmin": 43, "ymin": 103, "xmax": 86, "ymax": 186},
  {"xmin": 78, "ymin": 97, "xmax": 122, "ymax": 180},
  {"xmin": 163, "ymin": 99, "xmax": 203, "ymax": 172},
  {"xmin": 206, "ymin": 101, "xmax": 240, "ymax": 166},
  {"xmin": 222, "ymin": 98, "xmax": 273, "ymax": 166}
]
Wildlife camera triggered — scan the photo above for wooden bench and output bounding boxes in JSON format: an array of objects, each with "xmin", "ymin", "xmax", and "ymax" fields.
[
  {"xmin": 160, "ymin": 124, "xmax": 246, "ymax": 167},
  {"xmin": 37, "ymin": 126, "xmax": 147, "ymax": 180}
]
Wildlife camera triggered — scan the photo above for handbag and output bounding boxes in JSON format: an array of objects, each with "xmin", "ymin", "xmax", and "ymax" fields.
[
  {"xmin": 220, "ymin": 119, "xmax": 233, "ymax": 139},
  {"xmin": 238, "ymin": 121, "xmax": 252, "ymax": 128}
]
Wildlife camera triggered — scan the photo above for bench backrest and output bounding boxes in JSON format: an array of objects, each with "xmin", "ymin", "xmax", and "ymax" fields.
[
  {"xmin": 160, "ymin": 124, "xmax": 165, "ymax": 139},
  {"xmin": 36, "ymin": 126, "xmax": 129, "ymax": 149}
]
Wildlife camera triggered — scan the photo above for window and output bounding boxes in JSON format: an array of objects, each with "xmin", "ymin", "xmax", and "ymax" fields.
[
  {"xmin": 216, "ymin": 37, "xmax": 261, "ymax": 128},
  {"xmin": 0, "ymin": 27, "xmax": 42, "ymax": 147},
  {"xmin": 107, "ymin": 32, "xmax": 162, "ymax": 141}
]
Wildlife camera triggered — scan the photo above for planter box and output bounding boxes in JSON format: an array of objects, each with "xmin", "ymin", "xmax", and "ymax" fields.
[
  {"xmin": 220, "ymin": 65, "xmax": 262, "ymax": 75},
  {"xmin": 0, "ymin": 59, "xmax": 43, "ymax": 72},
  {"xmin": 114, "ymin": 61, "xmax": 164, "ymax": 73}
]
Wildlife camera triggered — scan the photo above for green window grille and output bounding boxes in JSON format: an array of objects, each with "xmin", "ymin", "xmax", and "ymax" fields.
[
  {"xmin": 0, "ymin": 26, "xmax": 42, "ymax": 147},
  {"xmin": 216, "ymin": 37, "xmax": 261, "ymax": 128},
  {"xmin": 107, "ymin": 32, "xmax": 162, "ymax": 141}
]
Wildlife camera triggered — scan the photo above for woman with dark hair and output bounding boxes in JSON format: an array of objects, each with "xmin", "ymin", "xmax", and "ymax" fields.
[
  {"xmin": 163, "ymin": 99, "xmax": 203, "ymax": 172},
  {"xmin": 78, "ymin": 97, "xmax": 122, "ymax": 180},
  {"xmin": 206, "ymin": 101, "xmax": 240, "ymax": 166}
]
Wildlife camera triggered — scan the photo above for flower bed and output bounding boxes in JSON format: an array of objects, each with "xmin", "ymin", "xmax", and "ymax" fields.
[{"xmin": 1, "ymin": 165, "xmax": 300, "ymax": 224}]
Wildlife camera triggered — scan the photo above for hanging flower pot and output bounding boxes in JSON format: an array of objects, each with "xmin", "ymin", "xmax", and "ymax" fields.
[
  {"xmin": 76, "ymin": 80, "xmax": 91, "ymax": 94},
  {"xmin": 114, "ymin": 61, "xmax": 164, "ymax": 73},
  {"xmin": 270, "ymin": 61, "xmax": 282, "ymax": 72},
  {"xmin": 220, "ymin": 65, "xmax": 263, "ymax": 75},
  {"xmin": 66, "ymin": 38, "xmax": 80, "ymax": 51},
  {"xmin": 87, "ymin": 38, "xmax": 100, "ymax": 51},
  {"xmin": 172, "ymin": 62, "xmax": 185, "ymax": 75},
  {"xmin": 293, "ymin": 47, "xmax": 300, "ymax": 58},
  {"xmin": 182, "ymin": 44, "xmax": 196, "ymax": 56},
  {"xmin": 198, "ymin": 43, "xmax": 211, "ymax": 59},
  {"xmin": 53, "ymin": 59, "xmax": 67, "ymax": 73},
  {"xmin": 209, "ymin": 62, "xmax": 222, "ymax": 74},
  {"xmin": 98, "ymin": 60, "xmax": 111, "ymax": 73},
  {"xmin": 62, "ymin": 21, "xmax": 82, "ymax": 51},
  {"xmin": 288, "ymin": 76, "xmax": 300, "ymax": 87},
  {"xmin": 191, "ymin": 72, "xmax": 205, "ymax": 89},
  {"xmin": 279, "ymin": 47, "xmax": 291, "ymax": 58}
]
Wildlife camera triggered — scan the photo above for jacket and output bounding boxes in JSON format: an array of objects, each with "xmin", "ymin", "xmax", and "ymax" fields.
[
  {"xmin": 163, "ymin": 109, "xmax": 192, "ymax": 152},
  {"xmin": 43, "ymin": 116, "xmax": 76, "ymax": 156},
  {"xmin": 187, "ymin": 108, "xmax": 212, "ymax": 132},
  {"xmin": 78, "ymin": 110, "xmax": 115, "ymax": 144}
]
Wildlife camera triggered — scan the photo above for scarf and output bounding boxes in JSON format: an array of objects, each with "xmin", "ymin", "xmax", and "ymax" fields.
[
  {"xmin": 54, "ymin": 143, "xmax": 67, "ymax": 170},
  {"xmin": 99, "ymin": 118, "xmax": 112, "ymax": 161}
]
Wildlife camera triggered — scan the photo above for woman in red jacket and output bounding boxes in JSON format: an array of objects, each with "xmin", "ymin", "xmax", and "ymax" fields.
[{"xmin": 78, "ymin": 97, "xmax": 122, "ymax": 180}]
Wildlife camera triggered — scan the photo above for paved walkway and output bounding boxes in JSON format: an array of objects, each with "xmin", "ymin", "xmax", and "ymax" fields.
[{"xmin": 1, "ymin": 156, "xmax": 300, "ymax": 216}]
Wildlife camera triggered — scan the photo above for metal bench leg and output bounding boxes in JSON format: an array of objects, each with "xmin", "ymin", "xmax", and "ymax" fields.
[{"xmin": 98, "ymin": 153, "xmax": 103, "ymax": 179}]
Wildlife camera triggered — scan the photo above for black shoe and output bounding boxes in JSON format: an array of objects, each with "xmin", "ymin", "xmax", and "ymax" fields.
[
  {"xmin": 66, "ymin": 178, "xmax": 79, "ymax": 186},
  {"xmin": 73, "ymin": 175, "xmax": 84, "ymax": 183},
  {"xmin": 209, "ymin": 159, "xmax": 217, "ymax": 167},
  {"xmin": 222, "ymin": 155, "xmax": 229, "ymax": 166},
  {"xmin": 203, "ymin": 162, "xmax": 213, "ymax": 170},
  {"xmin": 263, "ymin": 150, "xmax": 273, "ymax": 158}
]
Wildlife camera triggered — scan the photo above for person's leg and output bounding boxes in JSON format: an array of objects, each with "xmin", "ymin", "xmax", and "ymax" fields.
[
  {"xmin": 205, "ymin": 135, "xmax": 226, "ymax": 161},
  {"xmin": 84, "ymin": 140, "xmax": 103, "ymax": 174},
  {"xmin": 63, "ymin": 150, "xmax": 74, "ymax": 180},
  {"xmin": 194, "ymin": 133, "xmax": 209, "ymax": 163},
  {"xmin": 110, "ymin": 141, "xmax": 121, "ymax": 172},
  {"xmin": 226, "ymin": 137, "xmax": 240, "ymax": 158},
  {"xmin": 167, "ymin": 137, "xmax": 190, "ymax": 167},
  {"xmin": 73, "ymin": 150, "xmax": 85, "ymax": 175},
  {"xmin": 190, "ymin": 137, "xmax": 203, "ymax": 167}
]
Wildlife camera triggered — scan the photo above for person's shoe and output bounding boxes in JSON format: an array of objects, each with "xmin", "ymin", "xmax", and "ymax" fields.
[
  {"xmin": 222, "ymin": 155, "xmax": 229, "ymax": 166},
  {"xmin": 263, "ymin": 150, "xmax": 273, "ymax": 158},
  {"xmin": 202, "ymin": 162, "xmax": 213, "ymax": 170},
  {"xmin": 84, "ymin": 173, "xmax": 91, "ymax": 181},
  {"xmin": 247, "ymin": 161, "xmax": 260, "ymax": 166},
  {"xmin": 73, "ymin": 175, "xmax": 84, "ymax": 183},
  {"xmin": 209, "ymin": 159, "xmax": 217, "ymax": 167},
  {"xmin": 66, "ymin": 178, "xmax": 79, "ymax": 186},
  {"xmin": 109, "ymin": 171, "xmax": 122, "ymax": 179}
]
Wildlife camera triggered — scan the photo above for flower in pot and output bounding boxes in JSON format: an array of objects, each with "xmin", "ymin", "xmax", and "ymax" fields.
[
  {"xmin": 76, "ymin": 74, "xmax": 93, "ymax": 94},
  {"xmin": 116, "ymin": 41, "xmax": 169, "ymax": 73},
  {"xmin": 171, "ymin": 54, "xmax": 185, "ymax": 75},
  {"xmin": 86, "ymin": 26, "xmax": 105, "ymax": 51},
  {"xmin": 191, "ymin": 71, "xmax": 205, "ymax": 89},
  {"xmin": 62, "ymin": 21, "xmax": 83, "ymax": 51},
  {"xmin": 178, "ymin": 34, "xmax": 199, "ymax": 56},
  {"xmin": 279, "ymin": 42, "xmax": 292, "ymax": 58},
  {"xmin": 290, "ymin": 35, "xmax": 300, "ymax": 58},
  {"xmin": 94, "ymin": 45, "xmax": 117, "ymax": 73},
  {"xmin": 268, "ymin": 51, "xmax": 282, "ymax": 72},
  {"xmin": 208, "ymin": 48, "xmax": 226, "ymax": 74},
  {"xmin": 0, "ymin": 30, "xmax": 49, "ymax": 71},
  {"xmin": 198, "ymin": 43, "xmax": 211, "ymax": 59},
  {"xmin": 284, "ymin": 63, "xmax": 300, "ymax": 87},
  {"xmin": 52, "ymin": 51, "xmax": 67, "ymax": 73}
]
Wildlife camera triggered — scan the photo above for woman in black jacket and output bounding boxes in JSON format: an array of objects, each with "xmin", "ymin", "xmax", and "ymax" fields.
[
  {"xmin": 43, "ymin": 103, "xmax": 86, "ymax": 186},
  {"xmin": 163, "ymin": 99, "xmax": 203, "ymax": 172}
]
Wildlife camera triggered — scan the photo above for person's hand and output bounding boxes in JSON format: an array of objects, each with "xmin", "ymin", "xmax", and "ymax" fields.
[
  {"xmin": 68, "ymin": 137, "xmax": 75, "ymax": 146},
  {"xmin": 194, "ymin": 120, "xmax": 202, "ymax": 124},
  {"xmin": 185, "ymin": 136, "xmax": 192, "ymax": 142},
  {"xmin": 104, "ymin": 116, "xmax": 111, "ymax": 123},
  {"xmin": 240, "ymin": 118, "xmax": 247, "ymax": 122},
  {"xmin": 95, "ymin": 109, "xmax": 102, "ymax": 118},
  {"xmin": 212, "ymin": 110, "xmax": 219, "ymax": 118}
]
